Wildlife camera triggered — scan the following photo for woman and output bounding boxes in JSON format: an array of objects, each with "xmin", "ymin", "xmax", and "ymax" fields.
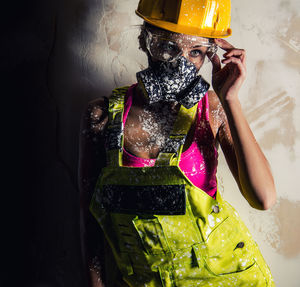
[{"xmin": 79, "ymin": 0, "xmax": 276, "ymax": 286}]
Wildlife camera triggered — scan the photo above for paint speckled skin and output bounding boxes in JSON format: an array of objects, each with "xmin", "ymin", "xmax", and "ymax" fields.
[
  {"xmin": 90, "ymin": 87, "xmax": 274, "ymax": 286},
  {"xmin": 122, "ymin": 84, "xmax": 218, "ymax": 198}
]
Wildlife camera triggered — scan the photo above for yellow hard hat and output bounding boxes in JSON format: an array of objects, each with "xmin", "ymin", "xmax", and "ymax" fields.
[{"xmin": 136, "ymin": 0, "xmax": 232, "ymax": 38}]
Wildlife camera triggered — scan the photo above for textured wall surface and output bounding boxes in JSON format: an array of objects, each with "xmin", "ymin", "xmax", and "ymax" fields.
[
  {"xmin": 4, "ymin": 0, "xmax": 299, "ymax": 286},
  {"xmin": 65, "ymin": 0, "xmax": 299, "ymax": 286},
  {"xmin": 63, "ymin": 1, "xmax": 300, "ymax": 285}
]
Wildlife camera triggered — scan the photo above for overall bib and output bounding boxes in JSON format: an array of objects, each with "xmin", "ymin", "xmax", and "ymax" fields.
[{"xmin": 90, "ymin": 87, "xmax": 275, "ymax": 287}]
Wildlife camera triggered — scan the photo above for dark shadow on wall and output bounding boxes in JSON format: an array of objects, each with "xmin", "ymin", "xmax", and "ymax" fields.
[{"xmin": 2, "ymin": 1, "xmax": 107, "ymax": 286}]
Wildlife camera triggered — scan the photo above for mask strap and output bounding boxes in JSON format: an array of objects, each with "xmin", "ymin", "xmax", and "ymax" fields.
[
  {"xmin": 106, "ymin": 87, "xmax": 129, "ymax": 167},
  {"xmin": 155, "ymin": 103, "xmax": 198, "ymax": 167}
]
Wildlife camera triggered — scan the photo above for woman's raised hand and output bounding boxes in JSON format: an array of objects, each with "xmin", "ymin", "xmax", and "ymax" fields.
[{"xmin": 209, "ymin": 39, "xmax": 247, "ymax": 103}]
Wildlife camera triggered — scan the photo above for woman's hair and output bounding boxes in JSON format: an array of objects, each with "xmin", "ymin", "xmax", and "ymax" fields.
[
  {"xmin": 138, "ymin": 22, "xmax": 148, "ymax": 54},
  {"xmin": 138, "ymin": 22, "xmax": 169, "ymax": 54}
]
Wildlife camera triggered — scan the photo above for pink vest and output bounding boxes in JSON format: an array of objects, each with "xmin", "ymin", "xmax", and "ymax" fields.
[{"xmin": 122, "ymin": 84, "xmax": 218, "ymax": 198}]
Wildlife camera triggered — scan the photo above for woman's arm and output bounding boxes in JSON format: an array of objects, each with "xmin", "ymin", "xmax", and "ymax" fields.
[
  {"xmin": 78, "ymin": 97, "xmax": 109, "ymax": 287},
  {"xmin": 210, "ymin": 39, "xmax": 276, "ymax": 210}
]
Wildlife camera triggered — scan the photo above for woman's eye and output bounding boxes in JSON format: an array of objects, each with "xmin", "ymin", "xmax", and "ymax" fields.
[
  {"xmin": 160, "ymin": 41, "xmax": 177, "ymax": 52},
  {"xmin": 189, "ymin": 49, "xmax": 203, "ymax": 57}
]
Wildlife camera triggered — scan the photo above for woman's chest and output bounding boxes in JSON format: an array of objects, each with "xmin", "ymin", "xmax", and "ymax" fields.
[
  {"xmin": 123, "ymin": 103, "xmax": 218, "ymax": 159},
  {"xmin": 123, "ymin": 105, "xmax": 177, "ymax": 158}
]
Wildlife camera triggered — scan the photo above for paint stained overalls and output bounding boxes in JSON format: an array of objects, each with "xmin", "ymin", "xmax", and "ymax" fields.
[{"xmin": 90, "ymin": 87, "xmax": 275, "ymax": 286}]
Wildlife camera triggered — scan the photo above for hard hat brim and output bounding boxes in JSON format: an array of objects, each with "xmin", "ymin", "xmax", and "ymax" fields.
[{"xmin": 136, "ymin": 10, "xmax": 232, "ymax": 39}]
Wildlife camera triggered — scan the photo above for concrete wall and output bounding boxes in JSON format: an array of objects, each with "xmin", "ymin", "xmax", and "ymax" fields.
[{"xmin": 4, "ymin": 0, "xmax": 299, "ymax": 286}]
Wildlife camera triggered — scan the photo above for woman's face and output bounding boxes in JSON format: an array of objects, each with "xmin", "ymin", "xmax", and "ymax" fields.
[{"xmin": 145, "ymin": 28, "xmax": 215, "ymax": 70}]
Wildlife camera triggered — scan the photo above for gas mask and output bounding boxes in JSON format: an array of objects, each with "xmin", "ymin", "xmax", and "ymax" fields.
[
  {"xmin": 136, "ymin": 56, "xmax": 210, "ymax": 109},
  {"xmin": 136, "ymin": 29, "xmax": 216, "ymax": 108}
]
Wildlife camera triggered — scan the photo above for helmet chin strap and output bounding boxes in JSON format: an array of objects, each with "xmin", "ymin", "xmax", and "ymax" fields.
[{"xmin": 136, "ymin": 56, "xmax": 210, "ymax": 109}]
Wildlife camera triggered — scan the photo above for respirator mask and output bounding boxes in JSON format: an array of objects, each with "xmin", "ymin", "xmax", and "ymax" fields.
[{"xmin": 136, "ymin": 29, "xmax": 217, "ymax": 109}]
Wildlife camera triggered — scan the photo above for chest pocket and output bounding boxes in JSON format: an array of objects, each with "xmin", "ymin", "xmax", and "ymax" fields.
[
  {"xmin": 132, "ymin": 216, "xmax": 169, "ymax": 255},
  {"xmin": 133, "ymin": 213, "xmax": 202, "ymax": 255},
  {"xmin": 204, "ymin": 215, "xmax": 258, "ymax": 276}
]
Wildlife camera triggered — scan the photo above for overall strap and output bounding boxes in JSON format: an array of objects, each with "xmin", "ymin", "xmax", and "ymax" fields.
[
  {"xmin": 106, "ymin": 86, "xmax": 129, "ymax": 167},
  {"xmin": 155, "ymin": 103, "xmax": 198, "ymax": 167}
]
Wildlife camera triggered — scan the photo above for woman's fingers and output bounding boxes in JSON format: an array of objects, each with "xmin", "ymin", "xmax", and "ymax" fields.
[
  {"xmin": 214, "ymin": 39, "xmax": 246, "ymax": 66},
  {"xmin": 211, "ymin": 38, "xmax": 247, "ymax": 77},
  {"xmin": 221, "ymin": 57, "xmax": 247, "ymax": 77},
  {"xmin": 214, "ymin": 38, "xmax": 235, "ymax": 51},
  {"xmin": 223, "ymin": 49, "xmax": 246, "ymax": 65}
]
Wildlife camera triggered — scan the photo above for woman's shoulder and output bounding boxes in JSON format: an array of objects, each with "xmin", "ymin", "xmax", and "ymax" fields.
[
  {"xmin": 86, "ymin": 96, "xmax": 109, "ymax": 114},
  {"xmin": 207, "ymin": 90, "xmax": 221, "ymax": 111},
  {"xmin": 82, "ymin": 96, "xmax": 109, "ymax": 136},
  {"xmin": 81, "ymin": 85, "xmax": 131, "ymax": 136},
  {"xmin": 206, "ymin": 90, "xmax": 227, "ymax": 137}
]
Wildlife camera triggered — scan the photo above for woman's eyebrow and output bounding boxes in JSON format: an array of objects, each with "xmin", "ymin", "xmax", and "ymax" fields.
[{"xmin": 191, "ymin": 44, "xmax": 208, "ymax": 48}]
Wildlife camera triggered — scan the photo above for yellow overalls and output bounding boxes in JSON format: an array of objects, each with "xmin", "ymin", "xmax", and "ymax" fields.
[{"xmin": 90, "ymin": 87, "xmax": 275, "ymax": 286}]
